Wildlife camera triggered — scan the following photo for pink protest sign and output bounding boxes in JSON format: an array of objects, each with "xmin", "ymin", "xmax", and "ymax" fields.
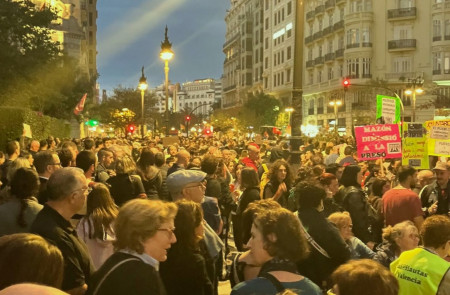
[{"xmin": 355, "ymin": 124, "xmax": 402, "ymax": 161}]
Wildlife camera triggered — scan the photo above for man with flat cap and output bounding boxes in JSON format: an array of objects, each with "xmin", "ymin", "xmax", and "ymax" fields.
[
  {"xmin": 166, "ymin": 169, "xmax": 224, "ymax": 293},
  {"xmin": 420, "ymin": 162, "xmax": 450, "ymax": 216}
]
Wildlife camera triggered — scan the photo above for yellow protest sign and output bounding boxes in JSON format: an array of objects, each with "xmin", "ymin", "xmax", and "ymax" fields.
[
  {"xmin": 402, "ymin": 123, "xmax": 429, "ymax": 169},
  {"xmin": 424, "ymin": 119, "xmax": 450, "ymax": 157}
]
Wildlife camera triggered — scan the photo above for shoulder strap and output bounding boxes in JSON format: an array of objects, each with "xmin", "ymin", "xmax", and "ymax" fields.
[
  {"xmin": 259, "ymin": 272, "xmax": 285, "ymax": 292},
  {"xmin": 92, "ymin": 258, "xmax": 140, "ymax": 295},
  {"xmin": 299, "ymin": 217, "xmax": 331, "ymax": 259}
]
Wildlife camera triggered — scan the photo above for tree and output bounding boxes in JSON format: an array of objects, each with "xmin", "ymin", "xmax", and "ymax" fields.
[{"xmin": 243, "ymin": 92, "xmax": 281, "ymax": 128}]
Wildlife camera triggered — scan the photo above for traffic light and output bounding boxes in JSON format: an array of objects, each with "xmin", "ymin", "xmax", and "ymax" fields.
[
  {"xmin": 127, "ymin": 124, "xmax": 136, "ymax": 134},
  {"xmin": 185, "ymin": 115, "xmax": 191, "ymax": 122},
  {"xmin": 85, "ymin": 120, "xmax": 99, "ymax": 127},
  {"xmin": 343, "ymin": 78, "xmax": 350, "ymax": 91}
]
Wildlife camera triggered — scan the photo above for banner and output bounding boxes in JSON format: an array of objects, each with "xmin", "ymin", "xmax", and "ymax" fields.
[
  {"xmin": 355, "ymin": 124, "xmax": 402, "ymax": 161},
  {"xmin": 425, "ymin": 119, "xmax": 450, "ymax": 156},
  {"xmin": 376, "ymin": 95, "xmax": 401, "ymax": 124},
  {"xmin": 402, "ymin": 123, "xmax": 429, "ymax": 169}
]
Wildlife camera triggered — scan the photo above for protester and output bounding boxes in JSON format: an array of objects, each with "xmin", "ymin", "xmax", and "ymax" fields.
[
  {"xmin": 136, "ymin": 148, "xmax": 165, "ymax": 200},
  {"xmin": 76, "ymin": 183, "xmax": 118, "ymax": 270},
  {"xmin": 373, "ymin": 221, "xmax": 420, "ymax": 268},
  {"xmin": 34, "ymin": 151, "xmax": 61, "ymax": 204},
  {"xmin": 160, "ymin": 200, "xmax": 213, "ymax": 295},
  {"xmin": 391, "ymin": 215, "xmax": 450, "ymax": 294},
  {"xmin": 420, "ymin": 162, "xmax": 450, "ymax": 216},
  {"xmin": 87, "ymin": 199, "xmax": 177, "ymax": 295},
  {"xmin": 0, "ymin": 168, "xmax": 41, "ymax": 236},
  {"xmin": 263, "ymin": 159, "xmax": 292, "ymax": 209},
  {"xmin": 330, "ymin": 259, "xmax": 398, "ymax": 295}
]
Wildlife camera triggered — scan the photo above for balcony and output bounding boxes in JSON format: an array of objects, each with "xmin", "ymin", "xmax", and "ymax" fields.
[
  {"xmin": 445, "ymin": 35, "xmax": 450, "ymax": 40},
  {"xmin": 325, "ymin": 52, "xmax": 335, "ymax": 62},
  {"xmin": 362, "ymin": 42, "xmax": 373, "ymax": 47},
  {"xmin": 325, "ymin": 0, "xmax": 336, "ymax": 10},
  {"xmin": 346, "ymin": 43, "xmax": 360, "ymax": 49},
  {"xmin": 306, "ymin": 60, "xmax": 315, "ymax": 68},
  {"xmin": 313, "ymin": 31, "xmax": 323, "ymax": 41},
  {"xmin": 387, "ymin": 7, "xmax": 416, "ymax": 20},
  {"xmin": 385, "ymin": 72, "xmax": 415, "ymax": 80},
  {"xmin": 306, "ymin": 11, "xmax": 315, "ymax": 21},
  {"xmin": 323, "ymin": 26, "xmax": 333, "ymax": 36},
  {"xmin": 362, "ymin": 73, "xmax": 372, "ymax": 79},
  {"xmin": 333, "ymin": 20, "xmax": 344, "ymax": 32},
  {"xmin": 305, "ymin": 35, "xmax": 314, "ymax": 44},
  {"xmin": 433, "ymin": 36, "xmax": 442, "ymax": 42},
  {"xmin": 352, "ymin": 103, "xmax": 370, "ymax": 110},
  {"xmin": 388, "ymin": 39, "xmax": 416, "ymax": 51},
  {"xmin": 223, "ymin": 33, "xmax": 240, "ymax": 49},
  {"xmin": 433, "ymin": 69, "xmax": 442, "ymax": 75},
  {"xmin": 315, "ymin": 5, "xmax": 325, "ymax": 16},
  {"xmin": 335, "ymin": 48, "xmax": 344, "ymax": 58},
  {"xmin": 314, "ymin": 56, "xmax": 325, "ymax": 65},
  {"xmin": 223, "ymin": 84, "xmax": 237, "ymax": 92}
]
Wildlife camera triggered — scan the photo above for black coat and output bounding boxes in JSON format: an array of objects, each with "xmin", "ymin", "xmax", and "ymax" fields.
[{"xmin": 297, "ymin": 208, "xmax": 350, "ymax": 289}]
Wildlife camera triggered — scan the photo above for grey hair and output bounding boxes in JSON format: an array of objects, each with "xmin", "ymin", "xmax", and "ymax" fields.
[{"xmin": 47, "ymin": 167, "xmax": 85, "ymax": 201}]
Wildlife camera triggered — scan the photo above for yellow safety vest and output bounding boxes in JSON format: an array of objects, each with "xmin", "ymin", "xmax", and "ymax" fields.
[{"xmin": 391, "ymin": 248, "xmax": 450, "ymax": 295}]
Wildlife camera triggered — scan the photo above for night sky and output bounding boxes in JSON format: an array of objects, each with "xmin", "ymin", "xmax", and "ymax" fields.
[{"xmin": 97, "ymin": 0, "xmax": 230, "ymax": 93}]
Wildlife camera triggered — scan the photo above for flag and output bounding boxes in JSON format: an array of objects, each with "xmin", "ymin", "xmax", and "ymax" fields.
[{"xmin": 73, "ymin": 93, "xmax": 87, "ymax": 115}]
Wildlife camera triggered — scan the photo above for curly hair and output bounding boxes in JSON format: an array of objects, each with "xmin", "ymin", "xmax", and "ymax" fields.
[
  {"xmin": 268, "ymin": 159, "xmax": 293, "ymax": 187},
  {"xmin": 421, "ymin": 215, "xmax": 450, "ymax": 249},
  {"xmin": 242, "ymin": 199, "xmax": 281, "ymax": 245},
  {"xmin": 254, "ymin": 207, "xmax": 309, "ymax": 262}
]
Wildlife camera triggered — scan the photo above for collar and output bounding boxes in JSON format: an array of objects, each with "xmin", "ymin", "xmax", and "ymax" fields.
[
  {"xmin": 39, "ymin": 176, "xmax": 49, "ymax": 180},
  {"xmin": 119, "ymin": 249, "xmax": 160, "ymax": 271}
]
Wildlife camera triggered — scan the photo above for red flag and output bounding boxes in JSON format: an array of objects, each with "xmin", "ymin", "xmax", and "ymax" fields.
[{"xmin": 73, "ymin": 93, "xmax": 87, "ymax": 115}]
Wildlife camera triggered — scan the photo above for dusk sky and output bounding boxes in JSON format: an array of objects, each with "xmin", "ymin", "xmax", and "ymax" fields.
[{"xmin": 97, "ymin": 0, "xmax": 230, "ymax": 93}]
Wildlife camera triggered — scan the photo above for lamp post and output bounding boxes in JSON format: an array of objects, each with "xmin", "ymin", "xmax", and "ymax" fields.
[
  {"xmin": 404, "ymin": 77, "xmax": 424, "ymax": 122},
  {"xmin": 285, "ymin": 107, "xmax": 294, "ymax": 136},
  {"xmin": 160, "ymin": 26, "xmax": 174, "ymax": 136},
  {"xmin": 329, "ymin": 99, "xmax": 342, "ymax": 138},
  {"xmin": 138, "ymin": 66, "xmax": 148, "ymax": 138}
]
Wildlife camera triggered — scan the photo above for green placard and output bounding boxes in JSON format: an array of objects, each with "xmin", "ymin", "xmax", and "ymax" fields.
[{"xmin": 376, "ymin": 95, "xmax": 401, "ymax": 124}]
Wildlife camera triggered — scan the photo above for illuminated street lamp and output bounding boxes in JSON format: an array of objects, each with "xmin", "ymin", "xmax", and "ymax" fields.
[
  {"xmin": 138, "ymin": 66, "xmax": 148, "ymax": 138},
  {"xmin": 160, "ymin": 25, "xmax": 174, "ymax": 136},
  {"xmin": 285, "ymin": 107, "xmax": 294, "ymax": 135},
  {"xmin": 329, "ymin": 99, "xmax": 342, "ymax": 136},
  {"xmin": 404, "ymin": 77, "xmax": 424, "ymax": 122}
]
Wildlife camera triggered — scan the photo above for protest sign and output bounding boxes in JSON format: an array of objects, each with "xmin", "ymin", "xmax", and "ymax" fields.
[
  {"xmin": 425, "ymin": 119, "xmax": 450, "ymax": 156},
  {"xmin": 376, "ymin": 95, "xmax": 401, "ymax": 124},
  {"xmin": 355, "ymin": 124, "xmax": 402, "ymax": 161},
  {"xmin": 402, "ymin": 123, "xmax": 429, "ymax": 169}
]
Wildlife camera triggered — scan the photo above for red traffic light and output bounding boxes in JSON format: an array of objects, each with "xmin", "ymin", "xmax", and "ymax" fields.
[
  {"xmin": 343, "ymin": 78, "xmax": 350, "ymax": 90},
  {"xmin": 127, "ymin": 124, "xmax": 136, "ymax": 133},
  {"xmin": 185, "ymin": 115, "xmax": 191, "ymax": 121}
]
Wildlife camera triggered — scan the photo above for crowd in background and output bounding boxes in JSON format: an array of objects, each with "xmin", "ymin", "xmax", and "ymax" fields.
[{"xmin": 0, "ymin": 133, "xmax": 449, "ymax": 295}]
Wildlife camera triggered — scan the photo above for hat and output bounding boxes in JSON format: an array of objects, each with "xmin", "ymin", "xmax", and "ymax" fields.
[
  {"xmin": 166, "ymin": 169, "xmax": 207, "ymax": 193},
  {"xmin": 433, "ymin": 161, "xmax": 450, "ymax": 171}
]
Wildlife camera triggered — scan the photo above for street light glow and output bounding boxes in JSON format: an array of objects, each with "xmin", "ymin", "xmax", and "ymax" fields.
[
  {"xmin": 404, "ymin": 89, "xmax": 413, "ymax": 95},
  {"xmin": 139, "ymin": 82, "xmax": 148, "ymax": 91},
  {"xmin": 285, "ymin": 107, "xmax": 294, "ymax": 112},
  {"xmin": 160, "ymin": 50, "xmax": 174, "ymax": 61},
  {"xmin": 329, "ymin": 101, "xmax": 342, "ymax": 106}
]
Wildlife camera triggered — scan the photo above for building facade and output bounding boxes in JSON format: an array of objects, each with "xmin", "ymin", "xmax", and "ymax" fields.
[{"xmin": 302, "ymin": 0, "xmax": 449, "ymax": 134}]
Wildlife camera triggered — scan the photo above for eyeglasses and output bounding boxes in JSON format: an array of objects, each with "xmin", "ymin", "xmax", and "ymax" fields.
[
  {"xmin": 72, "ymin": 187, "xmax": 90, "ymax": 196},
  {"xmin": 157, "ymin": 227, "xmax": 176, "ymax": 237},
  {"xmin": 185, "ymin": 183, "xmax": 206, "ymax": 190}
]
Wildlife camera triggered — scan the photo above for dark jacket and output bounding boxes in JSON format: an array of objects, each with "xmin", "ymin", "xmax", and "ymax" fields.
[
  {"xmin": 337, "ymin": 186, "xmax": 373, "ymax": 243},
  {"xmin": 263, "ymin": 181, "xmax": 290, "ymax": 209},
  {"xmin": 373, "ymin": 242, "xmax": 397, "ymax": 268},
  {"xmin": 234, "ymin": 187, "xmax": 260, "ymax": 251},
  {"xmin": 420, "ymin": 182, "xmax": 450, "ymax": 216},
  {"xmin": 160, "ymin": 246, "xmax": 213, "ymax": 295},
  {"xmin": 297, "ymin": 208, "xmax": 350, "ymax": 289},
  {"xmin": 107, "ymin": 174, "xmax": 145, "ymax": 207},
  {"xmin": 87, "ymin": 252, "xmax": 165, "ymax": 295}
]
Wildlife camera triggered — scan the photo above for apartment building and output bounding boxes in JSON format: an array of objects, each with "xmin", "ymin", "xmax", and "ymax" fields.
[
  {"xmin": 151, "ymin": 79, "xmax": 221, "ymax": 118},
  {"xmin": 32, "ymin": 0, "xmax": 99, "ymax": 101},
  {"xmin": 302, "ymin": 0, "xmax": 449, "ymax": 134}
]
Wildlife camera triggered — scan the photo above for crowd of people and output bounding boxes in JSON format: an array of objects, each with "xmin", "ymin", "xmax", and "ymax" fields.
[{"xmin": 0, "ymin": 133, "xmax": 449, "ymax": 295}]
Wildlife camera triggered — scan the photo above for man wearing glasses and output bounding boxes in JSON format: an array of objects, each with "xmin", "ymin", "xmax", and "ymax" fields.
[
  {"xmin": 31, "ymin": 167, "xmax": 94, "ymax": 295},
  {"xmin": 34, "ymin": 151, "xmax": 62, "ymax": 205}
]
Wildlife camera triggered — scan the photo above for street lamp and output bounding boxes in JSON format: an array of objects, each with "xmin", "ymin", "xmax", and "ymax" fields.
[
  {"xmin": 138, "ymin": 66, "xmax": 148, "ymax": 138},
  {"xmin": 404, "ymin": 77, "xmax": 424, "ymax": 122},
  {"xmin": 285, "ymin": 107, "xmax": 294, "ymax": 136},
  {"xmin": 160, "ymin": 25, "xmax": 174, "ymax": 136},
  {"xmin": 329, "ymin": 99, "xmax": 342, "ymax": 137}
]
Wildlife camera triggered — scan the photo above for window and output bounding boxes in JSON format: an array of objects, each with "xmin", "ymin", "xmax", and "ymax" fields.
[
  {"xmin": 287, "ymin": 68, "xmax": 291, "ymax": 82},
  {"xmin": 329, "ymin": 13, "xmax": 334, "ymax": 26},
  {"xmin": 287, "ymin": 46, "xmax": 292, "ymax": 59},
  {"xmin": 347, "ymin": 58, "xmax": 360, "ymax": 78},
  {"xmin": 433, "ymin": 52, "xmax": 442, "ymax": 71},
  {"xmin": 392, "ymin": 56, "xmax": 412, "ymax": 73},
  {"xmin": 265, "ymin": 0, "xmax": 269, "ymax": 10},
  {"xmin": 282, "ymin": 8, "xmax": 285, "ymax": 21},
  {"xmin": 265, "ymin": 18, "xmax": 269, "ymax": 30},
  {"xmin": 328, "ymin": 67, "xmax": 334, "ymax": 80},
  {"xmin": 318, "ymin": 19, "xmax": 323, "ymax": 31},
  {"xmin": 362, "ymin": 28, "xmax": 370, "ymax": 44},
  {"xmin": 433, "ymin": 19, "xmax": 442, "ymax": 38},
  {"xmin": 265, "ymin": 37, "xmax": 269, "ymax": 49},
  {"xmin": 349, "ymin": 0, "xmax": 363, "ymax": 13},
  {"xmin": 338, "ymin": 36, "xmax": 344, "ymax": 49},
  {"xmin": 309, "ymin": 71, "xmax": 314, "ymax": 85},
  {"xmin": 308, "ymin": 48, "xmax": 313, "ymax": 60},
  {"xmin": 274, "ymin": 13, "xmax": 277, "ymax": 25},
  {"xmin": 287, "ymin": 29, "xmax": 292, "ymax": 38},
  {"xmin": 445, "ymin": 52, "xmax": 450, "ymax": 73},
  {"xmin": 399, "ymin": 0, "xmax": 413, "ymax": 8},
  {"xmin": 281, "ymin": 72, "xmax": 284, "ymax": 84},
  {"xmin": 346, "ymin": 28, "xmax": 360, "ymax": 45},
  {"xmin": 362, "ymin": 57, "xmax": 371, "ymax": 77},
  {"xmin": 318, "ymin": 97, "xmax": 324, "ymax": 114},
  {"xmin": 328, "ymin": 40, "xmax": 333, "ymax": 53},
  {"xmin": 281, "ymin": 50, "xmax": 284, "ymax": 63},
  {"xmin": 287, "ymin": 1, "xmax": 292, "ymax": 15},
  {"xmin": 89, "ymin": 12, "xmax": 93, "ymax": 26},
  {"xmin": 319, "ymin": 45, "xmax": 323, "ymax": 57},
  {"xmin": 317, "ymin": 70, "xmax": 323, "ymax": 83},
  {"xmin": 445, "ymin": 19, "xmax": 450, "ymax": 37},
  {"xmin": 274, "ymin": 54, "xmax": 277, "ymax": 66},
  {"xmin": 394, "ymin": 25, "xmax": 412, "ymax": 39}
]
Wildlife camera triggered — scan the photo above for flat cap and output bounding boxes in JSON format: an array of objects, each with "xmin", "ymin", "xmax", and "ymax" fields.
[
  {"xmin": 433, "ymin": 161, "xmax": 450, "ymax": 171},
  {"xmin": 166, "ymin": 169, "xmax": 206, "ymax": 193}
]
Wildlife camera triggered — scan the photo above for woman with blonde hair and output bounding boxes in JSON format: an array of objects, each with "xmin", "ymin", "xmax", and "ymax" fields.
[
  {"xmin": 373, "ymin": 220, "xmax": 419, "ymax": 268},
  {"xmin": 77, "ymin": 183, "xmax": 118, "ymax": 269},
  {"xmin": 328, "ymin": 212, "xmax": 375, "ymax": 259},
  {"xmin": 87, "ymin": 199, "xmax": 177, "ymax": 295}
]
